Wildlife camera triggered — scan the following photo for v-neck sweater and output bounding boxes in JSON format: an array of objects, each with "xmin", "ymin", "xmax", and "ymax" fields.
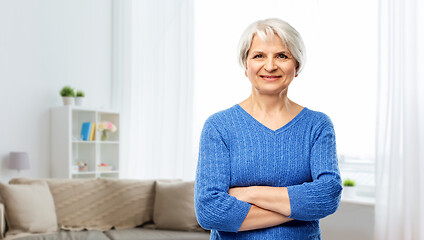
[{"xmin": 194, "ymin": 104, "xmax": 342, "ymax": 239}]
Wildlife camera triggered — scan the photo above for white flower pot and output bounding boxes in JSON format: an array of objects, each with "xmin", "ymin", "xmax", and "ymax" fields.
[
  {"xmin": 343, "ymin": 186, "xmax": 357, "ymax": 199},
  {"xmin": 75, "ymin": 97, "xmax": 85, "ymax": 106},
  {"xmin": 62, "ymin": 97, "xmax": 74, "ymax": 106}
]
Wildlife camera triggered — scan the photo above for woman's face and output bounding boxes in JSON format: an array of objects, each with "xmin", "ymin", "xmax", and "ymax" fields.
[{"xmin": 245, "ymin": 34, "xmax": 298, "ymax": 95}]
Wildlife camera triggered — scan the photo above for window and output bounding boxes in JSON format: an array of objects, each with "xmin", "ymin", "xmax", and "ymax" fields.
[{"xmin": 193, "ymin": 0, "xmax": 378, "ymax": 197}]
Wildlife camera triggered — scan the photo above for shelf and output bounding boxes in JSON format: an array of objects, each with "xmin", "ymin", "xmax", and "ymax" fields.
[
  {"xmin": 97, "ymin": 141, "xmax": 119, "ymax": 144},
  {"xmin": 97, "ymin": 171, "xmax": 120, "ymax": 174},
  {"xmin": 72, "ymin": 171, "xmax": 97, "ymax": 175},
  {"xmin": 72, "ymin": 141, "xmax": 96, "ymax": 144},
  {"xmin": 57, "ymin": 105, "xmax": 119, "ymax": 114},
  {"xmin": 341, "ymin": 196, "xmax": 375, "ymax": 206},
  {"xmin": 72, "ymin": 140, "xmax": 119, "ymax": 144},
  {"xmin": 72, "ymin": 170, "xmax": 119, "ymax": 175},
  {"xmin": 51, "ymin": 106, "xmax": 120, "ymax": 179}
]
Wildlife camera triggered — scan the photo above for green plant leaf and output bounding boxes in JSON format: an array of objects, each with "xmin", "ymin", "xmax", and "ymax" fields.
[
  {"xmin": 343, "ymin": 179, "xmax": 356, "ymax": 187},
  {"xmin": 60, "ymin": 86, "xmax": 75, "ymax": 97}
]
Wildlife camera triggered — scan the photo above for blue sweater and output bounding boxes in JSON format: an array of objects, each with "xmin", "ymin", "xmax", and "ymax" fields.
[{"xmin": 194, "ymin": 104, "xmax": 342, "ymax": 239}]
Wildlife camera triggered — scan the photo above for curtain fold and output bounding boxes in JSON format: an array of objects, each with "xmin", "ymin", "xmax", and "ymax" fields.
[
  {"xmin": 112, "ymin": 0, "xmax": 195, "ymax": 180},
  {"xmin": 375, "ymin": 0, "xmax": 424, "ymax": 239}
]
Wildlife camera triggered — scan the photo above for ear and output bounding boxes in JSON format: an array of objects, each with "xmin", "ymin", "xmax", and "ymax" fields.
[{"xmin": 295, "ymin": 64, "xmax": 300, "ymax": 77}]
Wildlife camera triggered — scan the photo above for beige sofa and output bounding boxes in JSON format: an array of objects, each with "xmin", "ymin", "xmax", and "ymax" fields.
[{"xmin": 0, "ymin": 178, "xmax": 210, "ymax": 240}]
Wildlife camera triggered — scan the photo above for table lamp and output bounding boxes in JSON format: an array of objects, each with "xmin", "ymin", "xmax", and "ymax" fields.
[{"xmin": 8, "ymin": 152, "xmax": 30, "ymax": 174}]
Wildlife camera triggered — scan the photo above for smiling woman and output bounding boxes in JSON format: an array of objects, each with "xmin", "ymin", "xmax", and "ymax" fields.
[
  {"xmin": 193, "ymin": 0, "xmax": 378, "ymax": 200},
  {"xmin": 194, "ymin": 18, "xmax": 342, "ymax": 240}
]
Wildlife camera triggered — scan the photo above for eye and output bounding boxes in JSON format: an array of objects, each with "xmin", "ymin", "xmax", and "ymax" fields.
[
  {"xmin": 278, "ymin": 54, "xmax": 288, "ymax": 59},
  {"xmin": 253, "ymin": 54, "xmax": 263, "ymax": 59}
]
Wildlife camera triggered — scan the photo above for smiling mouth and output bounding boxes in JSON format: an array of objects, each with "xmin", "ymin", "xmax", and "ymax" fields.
[{"xmin": 260, "ymin": 75, "xmax": 281, "ymax": 81}]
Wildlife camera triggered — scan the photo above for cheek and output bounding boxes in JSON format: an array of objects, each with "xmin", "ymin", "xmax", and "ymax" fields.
[
  {"xmin": 246, "ymin": 68, "xmax": 259, "ymax": 82},
  {"xmin": 282, "ymin": 63, "xmax": 297, "ymax": 75},
  {"xmin": 246, "ymin": 62, "xmax": 260, "ymax": 77},
  {"xmin": 247, "ymin": 67, "xmax": 255, "ymax": 77}
]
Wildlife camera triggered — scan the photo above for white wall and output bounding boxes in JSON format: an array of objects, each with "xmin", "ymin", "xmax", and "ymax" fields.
[
  {"xmin": 321, "ymin": 202, "xmax": 375, "ymax": 239},
  {"xmin": 0, "ymin": 0, "xmax": 113, "ymax": 182}
]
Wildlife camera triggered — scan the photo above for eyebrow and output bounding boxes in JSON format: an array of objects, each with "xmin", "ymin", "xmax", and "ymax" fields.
[{"xmin": 250, "ymin": 51, "xmax": 292, "ymax": 56}]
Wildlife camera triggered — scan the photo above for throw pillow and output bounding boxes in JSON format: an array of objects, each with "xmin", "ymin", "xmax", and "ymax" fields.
[
  {"xmin": 0, "ymin": 181, "xmax": 58, "ymax": 235},
  {"xmin": 153, "ymin": 180, "xmax": 202, "ymax": 231}
]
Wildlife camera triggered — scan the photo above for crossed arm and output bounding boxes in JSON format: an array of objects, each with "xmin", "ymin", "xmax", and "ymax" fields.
[
  {"xmin": 196, "ymin": 118, "xmax": 341, "ymax": 233},
  {"xmin": 229, "ymin": 186, "xmax": 293, "ymax": 231}
]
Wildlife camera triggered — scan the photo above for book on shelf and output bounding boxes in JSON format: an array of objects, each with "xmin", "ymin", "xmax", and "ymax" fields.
[
  {"xmin": 80, "ymin": 122, "xmax": 92, "ymax": 141},
  {"xmin": 89, "ymin": 122, "xmax": 96, "ymax": 141}
]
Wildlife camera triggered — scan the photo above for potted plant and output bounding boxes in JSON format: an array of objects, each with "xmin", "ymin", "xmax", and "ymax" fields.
[
  {"xmin": 342, "ymin": 179, "xmax": 356, "ymax": 198},
  {"xmin": 60, "ymin": 86, "xmax": 75, "ymax": 105},
  {"xmin": 75, "ymin": 90, "xmax": 85, "ymax": 106}
]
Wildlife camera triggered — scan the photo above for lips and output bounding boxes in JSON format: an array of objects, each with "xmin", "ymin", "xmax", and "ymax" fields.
[{"xmin": 260, "ymin": 75, "xmax": 281, "ymax": 81}]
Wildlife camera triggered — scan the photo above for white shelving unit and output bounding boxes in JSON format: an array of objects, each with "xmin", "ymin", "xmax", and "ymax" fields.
[{"xmin": 50, "ymin": 106, "xmax": 120, "ymax": 179}]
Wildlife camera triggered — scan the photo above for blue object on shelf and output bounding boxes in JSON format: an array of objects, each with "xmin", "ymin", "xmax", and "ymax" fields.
[{"xmin": 80, "ymin": 122, "xmax": 92, "ymax": 141}]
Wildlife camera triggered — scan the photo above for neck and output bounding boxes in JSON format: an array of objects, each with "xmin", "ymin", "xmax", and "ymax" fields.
[{"xmin": 245, "ymin": 88, "xmax": 293, "ymax": 114}]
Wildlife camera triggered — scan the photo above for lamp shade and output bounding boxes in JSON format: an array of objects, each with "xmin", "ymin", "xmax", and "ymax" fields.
[{"xmin": 8, "ymin": 152, "xmax": 30, "ymax": 171}]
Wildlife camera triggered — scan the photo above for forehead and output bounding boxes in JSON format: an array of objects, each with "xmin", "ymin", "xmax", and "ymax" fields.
[{"xmin": 249, "ymin": 33, "xmax": 288, "ymax": 52}]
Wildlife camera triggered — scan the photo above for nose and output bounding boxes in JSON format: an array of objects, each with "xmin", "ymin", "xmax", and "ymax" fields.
[{"xmin": 264, "ymin": 58, "xmax": 277, "ymax": 72}]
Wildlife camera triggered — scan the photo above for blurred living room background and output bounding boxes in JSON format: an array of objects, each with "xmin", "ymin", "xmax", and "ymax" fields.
[{"xmin": 0, "ymin": 0, "xmax": 423, "ymax": 239}]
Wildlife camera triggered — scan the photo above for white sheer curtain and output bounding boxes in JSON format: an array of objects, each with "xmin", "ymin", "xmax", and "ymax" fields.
[
  {"xmin": 112, "ymin": 0, "xmax": 195, "ymax": 180},
  {"xmin": 375, "ymin": 0, "xmax": 424, "ymax": 239}
]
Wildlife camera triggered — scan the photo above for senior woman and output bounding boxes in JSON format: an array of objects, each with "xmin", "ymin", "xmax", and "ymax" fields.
[{"xmin": 194, "ymin": 18, "xmax": 342, "ymax": 239}]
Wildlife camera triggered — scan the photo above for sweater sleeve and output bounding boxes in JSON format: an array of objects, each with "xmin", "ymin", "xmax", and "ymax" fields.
[
  {"xmin": 287, "ymin": 117, "xmax": 342, "ymax": 221},
  {"xmin": 194, "ymin": 117, "xmax": 252, "ymax": 232}
]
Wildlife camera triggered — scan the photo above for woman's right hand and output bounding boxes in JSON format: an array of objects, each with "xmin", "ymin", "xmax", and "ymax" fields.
[{"xmin": 229, "ymin": 186, "xmax": 253, "ymax": 203}]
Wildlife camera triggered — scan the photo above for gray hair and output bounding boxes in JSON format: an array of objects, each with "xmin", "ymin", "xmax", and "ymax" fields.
[{"xmin": 238, "ymin": 18, "xmax": 306, "ymax": 74}]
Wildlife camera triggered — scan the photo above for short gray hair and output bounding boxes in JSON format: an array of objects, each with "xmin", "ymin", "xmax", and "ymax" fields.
[{"xmin": 238, "ymin": 18, "xmax": 306, "ymax": 74}]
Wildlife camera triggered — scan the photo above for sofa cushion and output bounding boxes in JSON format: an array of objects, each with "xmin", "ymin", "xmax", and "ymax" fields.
[
  {"xmin": 104, "ymin": 228, "xmax": 210, "ymax": 240},
  {"xmin": 153, "ymin": 181, "xmax": 201, "ymax": 231},
  {"xmin": 9, "ymin": 178, "xmax": 156, "ymax": 231},
  {"xmin": 9, "ymin": 230, "xmax": 110, "ymax": 240},
  {"xmin": 101, "ymin": 178, "xmax": 156, "ymax": 229},
  {"xmin": 0, "ymin": 181, "xmax": 58, "ymax": 235}
]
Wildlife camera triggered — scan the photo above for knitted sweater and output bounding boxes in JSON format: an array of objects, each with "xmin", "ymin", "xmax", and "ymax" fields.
[{"xmin": 194, "ymin": 104, "xmax": 342, "ymax": 239}]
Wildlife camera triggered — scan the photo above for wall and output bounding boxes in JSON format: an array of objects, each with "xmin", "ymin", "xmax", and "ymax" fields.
[
  {"xmin": 321, "ymin": 201, "xmax": 375, "ymax": 239},
  {"xmin": 0, "ymin": 0, "xmax": 112, "ymax": 182}
]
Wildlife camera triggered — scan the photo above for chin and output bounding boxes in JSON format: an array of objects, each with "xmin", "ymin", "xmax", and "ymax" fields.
[{"xmin": 254, "ymin": 86, "xmax": 286, "ymax": 95}]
